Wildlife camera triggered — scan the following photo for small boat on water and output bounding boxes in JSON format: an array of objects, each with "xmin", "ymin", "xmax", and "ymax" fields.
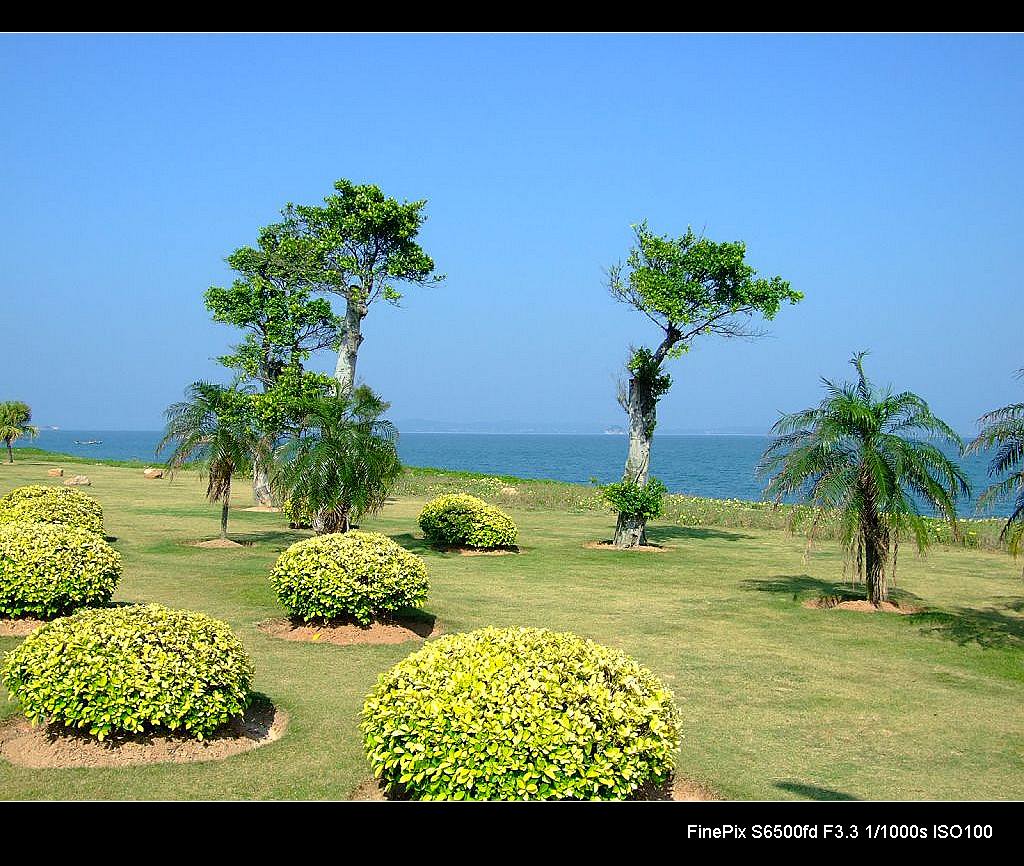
[{"xmin": 74, "ymin": 440, "xmax": 103, "ymax": 445}]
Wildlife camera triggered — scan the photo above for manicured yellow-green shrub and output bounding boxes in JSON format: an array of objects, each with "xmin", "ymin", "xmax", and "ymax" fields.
[
  {"xmin": 0, "ymin": 521, "xmax": 121, "ymax": 618},
  {"xmin": 269, "ymin": 530, "xmax": 429, "ymax": 625},
  {"xmin": 1, "ymin": 603, "xmax": 254, "ymax": 740},
  {"xmin": 362, "ymin": 626, "xmax": 680, "ymax": 800},
  {"xmin": 282, "ymin": 497, "xmax": 312, "ymax": 529},
  {"xmin": 0, "ymin": 484, "xmax": 104, "ymax": 535},
  {"xmin": 418, "ymin": 494, "xmax": 517, "ymax": 548}
]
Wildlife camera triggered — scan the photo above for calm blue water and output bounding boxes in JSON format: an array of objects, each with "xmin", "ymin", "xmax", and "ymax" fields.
[{"xmin": 15, "ymin": 429, "xmax": 1011, "ymax": 517}]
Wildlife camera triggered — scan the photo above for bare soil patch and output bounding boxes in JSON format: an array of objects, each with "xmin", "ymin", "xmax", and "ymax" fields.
[
  {"xmin": 0, "ymin": 697, "xmax": 287, "ymax": 769},
  {"xmin": 441, "ymin": 545, "xmax": 519, "ymax": 556},
  {"xmin": 240, "ymin": 506, "xmax": 281, "ymax": 513},
  {"xmin": 584, "ymin": 541, "xmax": 668, "ymax": 553},
  {"xmin": 349, "ymin": 773, "xmax": 716, "ymax": 801},
  {"xmin": 258, "ymin": 614, "xmax": 441, "ymax": 646},
  {"xmin": 188, "ymin": 538, "xmax": 247, "ymax": 549},
  {"xmin": 0, "ymin": 617, "xmax": 48, "ymax": 637},
  {"xmin": 803, "ymin": 597, "xmax": 921, "ymax": 615}
]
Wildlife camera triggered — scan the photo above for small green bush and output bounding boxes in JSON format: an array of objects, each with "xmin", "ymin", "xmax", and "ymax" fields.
[
  {"xmin": 418, "ymin": 494, "xmax": 518, "ymax": 548},
  {"xmin": 362, "ymin": 626, "xmax": 680, "ymax": 800},
  {"xmin": 269, "ymin": 530, "xmax": 429, "ymax": 625},
  {"xmin": 282, "ymin": 497, "xmax": 312, "ymax": 529},
  {"xmin": 0, "ymin": 484, "xmax": 104, "ymax": 535},
  {"xmin": 600, "ymin": 478, "xmax": 667, "ymax": 521},
  {"xmin": 1, "ymin": 603, "xmax": 253, "ymax": 740},
  {"xmin": 0, "ymin": 521, "xmax": 121, "ymax": 618}
]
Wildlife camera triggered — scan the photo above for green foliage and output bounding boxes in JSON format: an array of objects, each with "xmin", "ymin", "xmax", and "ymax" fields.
[
  {"xmin": 274, "ymin": 384, "xmax": 402, "ymax": 533},
  {"xmin": 362, "ymin": 626, "xmax": 680, "ymax": 800},
  {"xmin": 1, "ymin": 603, "xmax": 253, "ymax": 740},
  {"xmin": 0, "ymin": 521, "xmax": 121, "ymax": 618},
  {"xmin": 966, "ymin": 368, "xmax": 1024, "ymax": 558},
  {"xmin": 0, "ymin": 484, "xmax": 104, "ymax": 534},
  {"xmin": 418, "ymin": 493, "xmax": 518, "ymax": 548},
  {"xmin": 269, "ymin": 530, "xmax": 429, "ymax": 625},
  {"xmin": 600, "ymin": 478, "xmax": 667, "ymax": 521},
  {"xmin": 0, "ymin": 400, "xmax": 38, "ymax": 460},
  {"xmin": 281, "ymin": 496, "xmax": 312, "ymax": 529},
  {"xmin": 284, "ymin": 178, "xmax": 443, "ymax": 307}
]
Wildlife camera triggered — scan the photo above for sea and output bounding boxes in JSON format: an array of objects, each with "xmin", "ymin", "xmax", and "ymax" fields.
[{"xmin": 15, "ymin": 429, "xmax": 1011, "ymax": 518}]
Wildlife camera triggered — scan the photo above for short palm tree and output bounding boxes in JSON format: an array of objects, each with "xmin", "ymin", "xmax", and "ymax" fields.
[
  {"xmin": 157, "ymin": 382, "xmax": 266, "ymax": 541},
  {"xmin": 965, "ymin": 368, "xmax": 1024, "ymax": 562},
  {"xmin": 274, "ymin": 384, "xmax": 402, "ymax": 534},
  {"xmin": 0, "ymin": 401, "xmax": 39, "ymax": 464},
  {"xmin": 758, "ymin": 352, "xmax": 970, "ymax": 605}
]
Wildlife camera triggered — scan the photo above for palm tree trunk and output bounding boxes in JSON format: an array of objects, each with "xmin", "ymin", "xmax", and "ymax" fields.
[
  {"xmin": 221, "ymin": 480, "xmax": 231, "ymax": 540},
  {"xmin": 5, "ymin": 440, "xmax": 12, "ymax": 464},
  {"xmin": 864, "ymin": 526, "xmax": 889, "ymax": 605}
]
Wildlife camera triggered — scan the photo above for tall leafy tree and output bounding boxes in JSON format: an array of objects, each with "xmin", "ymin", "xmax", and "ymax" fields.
[
  {"xmin": 965, "ymin": 368, "xmax": 1024, "ymax": 563},
  {"xmin": 0, "ymin": 401, "xmax": 38, "ymax": 464},
  {"xmin": 758, "ymin": 353, "xmax": 970, "ymax": 605},
  {"xmin": 607, "ymin": 222, "xmax": 801, "ymax": 547},
  {"xmin": 158, "ymin": 382, "xmax": 268, "ymax": 541},
  {"xmin": 205, "ymin": 221, "xmax": 339, "ymax": 504},
  {"xmin": 284, "ymin": 179, "xmax": 443, "ymax": 390},
  {"xmin": 274, "ymin": 384, "xmax": 402, "ymax": 534}
]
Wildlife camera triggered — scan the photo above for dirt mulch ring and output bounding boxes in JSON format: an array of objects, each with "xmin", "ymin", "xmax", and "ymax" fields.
[
  {"xmin": 187, "ymin": 538, "xmax": 249, "ymax": 549},
  {"xmin": 583, "ymin": 541, "xmax": 669, "ymax": 553},
  {"xmin": 240, "ymin": 506, "xmax": 281, "ymax": 513},
  {"xmin": 350, "ymin": 774, "xmax": 717, "ymax": 801},
  {"xmin": 258, "ymin": 615, "xmax": 441, "ymax": 646},
  {"xmin": 439, "ymin": 545, "xmax": 519, "ymax": 557},
  {"xmin": 0, "ymin": 617, "xmax": 49, "ymax": 637},
  {"xmin": 0, "ymin": 697, "xmax": 288, "ymax": 769},
  {"xmin": 803, "ymin": 597, "xmax": 922, "ymax": 615}
]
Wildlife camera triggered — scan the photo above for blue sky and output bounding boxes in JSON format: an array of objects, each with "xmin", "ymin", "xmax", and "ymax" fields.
[{"xmin": 1, "ymin": 34, "xmax": 1020, "ymax": 433}]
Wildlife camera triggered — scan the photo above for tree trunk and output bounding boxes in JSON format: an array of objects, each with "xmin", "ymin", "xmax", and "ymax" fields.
[
  {"xmin": 334, "ymin": 298, "xmax": 366, "ymax": 392},
  {"xmin": 252, "ymin": 458, "xmax": 272, "ymax": 506},
  {"xmin": 612, "ymin": 375, "xmax": 656, "ymax": 548},
  {"xmin": 220, "ymin": 481, "xmax": 231, "ymax": 540},
  {"xmin": 5, "ymin": 440, "xmax": 12, "ymax": 464},
  {"xmin": 865, "ymin": 530, "xmax": 889, "ymax": 605},
  {"xmin": 312, "ymin": 505, "xmax": 351, "ymax": 535}
]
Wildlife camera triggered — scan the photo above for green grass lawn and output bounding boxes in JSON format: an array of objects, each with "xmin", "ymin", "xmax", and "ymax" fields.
[{"xmin": 1, "ymin": 457, "xmax": 1022, "ymax": 800}]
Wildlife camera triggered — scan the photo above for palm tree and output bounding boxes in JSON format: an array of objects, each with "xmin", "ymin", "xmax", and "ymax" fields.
[
  {"xmin": 157, "ymin": 382, "xmax": 266, "ymax": 541},
  {"xmin": 0, "ymin": 401, "xmax": 39, "ymax": 464},
  {"xmin": 274, "ymin": 383, "xmax": 402, "ymax": 534},
  {"xmin": 965, "ymin": 368, "xmax": 1024, "ymax": 562},
  {"xmin": 758, "ymin": 352, "xmax": 970, "ymax": 605}
]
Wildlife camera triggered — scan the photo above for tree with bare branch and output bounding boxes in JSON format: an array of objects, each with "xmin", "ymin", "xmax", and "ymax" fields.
[{"xmin": 606, "ymin": 222, "xmax": 802, "ymax": 547}]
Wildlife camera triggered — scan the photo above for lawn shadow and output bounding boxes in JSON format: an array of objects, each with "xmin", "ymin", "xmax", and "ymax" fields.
[
  {"xmin": 232, "ymin": 529, "xmax": 311, "ymax": 549},
  {"xmin": 741, "ymin": 574, "xmax": 925, "ymax": 607},
  {"xmin": 646, "ymin": 525, "xmax": 754, "ymax": 543},
  {"xmin": 775, "ymin": 781, "xmax": 859, "ymax": 801},
  {"xmin": 389, "ymin": 532, "xmax": 438, "ymax": 555},
  {"xmin": 909, "ymin": 604, "xmax": 1024, "ymax": 651}
]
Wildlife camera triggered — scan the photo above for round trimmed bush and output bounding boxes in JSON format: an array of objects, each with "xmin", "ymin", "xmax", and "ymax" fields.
[
  {"xmin": 1, "ymin": 603, "xmax": 254, "ymax": 740},
  {"xmin": 418, "ymin": 494, "xmax": 517, "ymax": 549},
  {"xmin": 269, "ymin": 530, "xmax": 429, "ymax": 625},
  {"xmin": 0, "ymin": 485, "xmax": 104, "ymax": 535},
  {"xmin": 362, "ymin": 626, "xmax": 680, "ymax": 800},
  {"xmin": 0, "ymin": 521, "xmax": 121, "ymax": 618}
]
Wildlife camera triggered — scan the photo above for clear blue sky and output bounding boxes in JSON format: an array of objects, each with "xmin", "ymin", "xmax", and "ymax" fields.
[{"xmin": 1, "ymin": 34, "xmax": 1020, "ymax": 433}]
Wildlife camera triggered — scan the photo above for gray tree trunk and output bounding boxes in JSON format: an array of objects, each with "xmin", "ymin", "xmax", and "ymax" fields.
[
  {"xmin": 252, "ymin": 457, "xmax": 272, "ymax": 506},
  {"xmin": 5, "ymin": 440, "xmax": 12, "ymax": 464},
  {"xmin": 334, "ymin": 298, "xmax": 366, "ymax": 392},
  {"xmin": 612, "ymin": 376, "xmax": 656, "ymax": 548},
  {"xmin": 220, "ymin": 481, "xmax": 231, "ymax": 540}
]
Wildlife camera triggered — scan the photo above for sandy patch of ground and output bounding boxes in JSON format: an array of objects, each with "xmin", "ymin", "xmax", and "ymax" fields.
[
  {"xmin": 240, "ymin": 506, "xmax": 281, "ymax": 513},
  {"xmin": 803, "ymin": 597, "xmax": 921, "ymax": 615},
  {"xmin": 583, "ymin": 541, "xmax": 669, "ymax": 553},
  {"xmin": 188, "ymin": 538, "xmax": 247, "ymax": 549},
  {"xmin": 258, "ymin": 615, "xmax": 441, "ymax": 646},
  {"xmin": 0, "ymin": 697, "xmax": 287, "ymax": 769},
  {"xmin": 441, "ymin": 546, "xmax": 519, "ymax": 556},
  {"xmin": 349, "ymin": 773, "xmax": 717, "ymax": 801},
  {"xmin": 0, "ymin": 617, "xmax": 48, "ymax": 637}
]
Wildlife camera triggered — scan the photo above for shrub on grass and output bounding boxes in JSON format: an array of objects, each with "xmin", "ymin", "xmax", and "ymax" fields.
[
  {"xmin": 418, "ymin": 494, "xmax": 518, "ymax": 548},
  {"xmin": 0, "ymin": 484, "xmax": 104, "ymax": 535},
  {"xmin": 1, "ymin": 603, "xmax": 253, "ymax": 740},
  {"xmin": 269, "ymin": 530, "xmax": 429, "ymax": 625},
  {"xmin": 362, "ymin": 626, "xmax": 680, "ymax": 800},
  {"xmin": 0, "ymin": 521, "xmax": 121, "ymax": 618}
]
